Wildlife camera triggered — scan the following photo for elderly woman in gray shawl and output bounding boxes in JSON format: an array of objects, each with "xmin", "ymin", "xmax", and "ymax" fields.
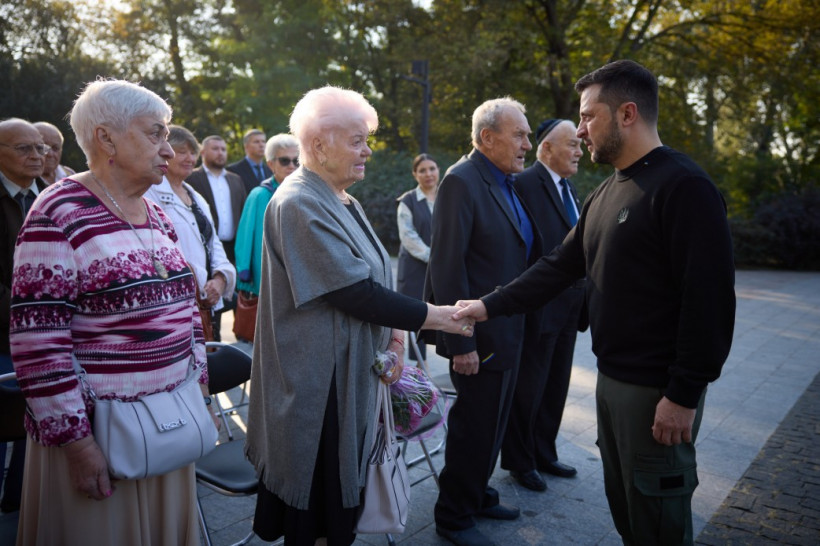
[{"xmin": 245, "ymin": 86, "xmax": 473, "ymax": 545}]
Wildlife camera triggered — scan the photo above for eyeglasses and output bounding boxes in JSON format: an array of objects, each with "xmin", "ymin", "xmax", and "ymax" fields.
[
  {"xmin": 275, "ymin": 156, "xmax": 299, "ymax": 167},
  {"xmin": 0, "ymin": 143, "xmax": 51, "ymax": 157}
]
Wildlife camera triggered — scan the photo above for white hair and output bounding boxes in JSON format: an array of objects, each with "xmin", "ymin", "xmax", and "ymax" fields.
[
  {"xmin": 264, "ymin": 133, "xmax": 300, "ymax": 161},
  {"xmin": 69, "ymin": 79, "xmax": 172, "ymax": 160},
  {"xmin": 471, "ymin": 97, "xmax": 526, "ymax": 148},
  {"xmin": 289, "ymin": 86, "xmax": 378, "ymax": 162}
]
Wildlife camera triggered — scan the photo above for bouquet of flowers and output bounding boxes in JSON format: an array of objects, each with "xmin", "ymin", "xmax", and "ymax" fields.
[{"xmin": 374, "ymin": 351, "xmax": 441, "ymax": 435}]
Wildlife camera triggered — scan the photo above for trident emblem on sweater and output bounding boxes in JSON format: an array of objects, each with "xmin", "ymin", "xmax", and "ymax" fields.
[{"xmin": 617, "ymin": 207, "xmax": 629, "ymax": 224}]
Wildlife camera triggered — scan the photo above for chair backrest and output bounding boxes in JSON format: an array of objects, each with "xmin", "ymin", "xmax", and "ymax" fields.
[
  {"xmin": 0, "ymin": 372, "xmax": 26, "ymax": 443},
  {"xmin": 204, "ymin": 342, "xmax": 252, "ymax": 395}
]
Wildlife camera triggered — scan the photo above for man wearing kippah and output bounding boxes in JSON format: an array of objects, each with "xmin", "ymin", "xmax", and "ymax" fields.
[{"xmin": 500, "ymin": 118, "xmax": 586, "ymax": 492}]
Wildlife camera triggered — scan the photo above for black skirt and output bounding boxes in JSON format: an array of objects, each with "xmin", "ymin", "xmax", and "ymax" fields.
[{"xmin": 253, "ymin": 375, "xmax": 359, "ymax": 546}]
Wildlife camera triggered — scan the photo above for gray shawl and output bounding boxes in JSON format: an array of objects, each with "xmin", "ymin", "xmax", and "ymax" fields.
[{"xmin": 245, "ymin": 166, "xmax": 392, "ymax": 510}]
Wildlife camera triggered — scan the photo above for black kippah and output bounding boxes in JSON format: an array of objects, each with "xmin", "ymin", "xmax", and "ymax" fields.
[{"xmin": 535, "ymin": 119, "xmax": 564, "ymax": 146}]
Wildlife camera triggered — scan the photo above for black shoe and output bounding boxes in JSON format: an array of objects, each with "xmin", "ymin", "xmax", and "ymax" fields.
[
  {"xmin": 510, "ymin": 469, "xmax": 547, "ymax": 491},
  {"xmin": 436, "ymin": 525, "xmax": 496, "ymax": 546},
  {"xmin": 539, "ymin": 460, "xmax": 577, "ymax": 478},
  {"xmin": 477, "ymin": 502, "xmax": 520, "ymax": 520}
]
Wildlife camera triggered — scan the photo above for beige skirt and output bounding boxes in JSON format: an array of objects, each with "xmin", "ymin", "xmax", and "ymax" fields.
[{"xmin": 16, "ymin": 436, "xmax": 200, "ymax": 546}]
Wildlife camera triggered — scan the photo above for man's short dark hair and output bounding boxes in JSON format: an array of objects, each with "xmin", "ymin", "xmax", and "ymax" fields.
[{"xmin": 575, "ymin": 60, "xmax": 659, "ymax": 125}]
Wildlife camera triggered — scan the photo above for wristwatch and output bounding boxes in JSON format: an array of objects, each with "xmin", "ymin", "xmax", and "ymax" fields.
[{"xmin": 203, "ymin": 395, "xmax": 212, "ymax": 406}]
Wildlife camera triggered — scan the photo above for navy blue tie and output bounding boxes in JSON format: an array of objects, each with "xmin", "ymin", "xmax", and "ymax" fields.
[
  {"xmin": 254, "ymin": 163, "xmax": 264, "ymax": 181},
  {"xmin": 560, "ymin": 178, "xmax": 578, "ymax": 226},
  {"xmin": 503, "ymin": 176, "xmax": 534, "ymax": 258}
]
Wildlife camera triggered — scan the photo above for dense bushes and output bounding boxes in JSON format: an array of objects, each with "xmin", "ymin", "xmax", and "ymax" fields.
[
  {"xmin": 347, "ymin": 150, "xmax": 416, "ymax": 255},
  {"xmin": 348, "ymin": 149, "xmax": 458, "ymax": 255},
  {"xmin": 730, "ymin": 187, "xmax": 820, "ymax": 270}
]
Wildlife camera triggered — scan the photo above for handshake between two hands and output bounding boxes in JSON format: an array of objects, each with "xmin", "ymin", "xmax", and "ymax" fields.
[{"xmin": 430, "ymin": 299, "xmax": 489, "ymax": 337}]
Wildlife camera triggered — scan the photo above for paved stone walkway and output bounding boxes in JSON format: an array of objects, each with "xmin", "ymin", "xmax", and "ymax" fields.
[
  {"xmin": 197, "ymin": 269, "xmax": 820, "ymax": 546},
  {"xmin": 3, "ymin": 270, "xmax": 818, "ymax": 545},
  {"xmin": 696, "ymin": 370, "xmax": 820, "ymax": 545}
]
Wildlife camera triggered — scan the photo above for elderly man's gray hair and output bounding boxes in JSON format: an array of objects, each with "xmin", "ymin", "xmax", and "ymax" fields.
[
  {"xmin": 243, "ymin": 128, "xmax": 265, "ymax": 145},
  {"xmin": 471, "ymin": 97, "xmax": 526, "ymax": 148}
]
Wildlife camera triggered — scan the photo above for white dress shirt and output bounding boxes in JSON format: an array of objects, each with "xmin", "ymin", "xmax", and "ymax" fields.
[
  {"xmin": 1, "ymin": 172, "xmax": 41, "ymax": 198},
  {"xmin": 540, "ymin": 160, "xmax": 580, "ymax": 219},
  {"xmin": 205, "ymin": 168, "xmax": 236, "ymax": 242}
]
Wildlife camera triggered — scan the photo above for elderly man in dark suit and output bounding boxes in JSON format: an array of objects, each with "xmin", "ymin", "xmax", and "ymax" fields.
[
  {"xmin": 0, "ymin": 118, "xmax": 48, "ymax": 512},
  {"xmin": 501, "ymin": 119, "xmax": 586, "ymax": 492},
  {"xmin": 227, "ymin": 128, "xmax": 272, "ymax": 194},
  {"xmin": 426, "ymin": 98, "xmax": 540, "ymax": 546}
]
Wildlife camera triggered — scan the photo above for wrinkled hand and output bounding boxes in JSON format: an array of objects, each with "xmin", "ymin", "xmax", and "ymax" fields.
[
  {"xmin": 203, "ymin": 278, "xmax": 223, "ymax": 307},
  {"xmin": 64, "ymin": 436, "xmax": 114, "ymax": 500},
  {"xmin": 210, "ymin": 407, "xmax": 222, "ymax": 431},
  {"xmin": 380, "ymin": 336, "xmax": 405, "ymax": 385},
  {"xmin": 440, "ymin": 305, "xmax": 475, "ymax": 336},
  {"xmin": 453, "ymin": 351, "xmax": 480, "ymax": 375},
  {"xmin": 453, "ymin": 300, "xmax": 489, "ymax": 323},
  {"xmin": 201, "ymin": 385, "xmax": 222, "ymax": 432},
  {"xmin": 652, "ymin": 396, "xmax": 697, "ymax": 446},
  {"xmin": 423, "ymin": 304, "xmax": 474, "ymax": 337}
]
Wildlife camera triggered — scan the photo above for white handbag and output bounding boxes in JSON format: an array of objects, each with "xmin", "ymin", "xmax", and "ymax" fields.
[
  {"xmin": 355, "ymin": 381, "xmax": 411, "ymax": 534},
  {"xmin": 73, "ymin": 338, "xmax": 217, "ymax": 480}
]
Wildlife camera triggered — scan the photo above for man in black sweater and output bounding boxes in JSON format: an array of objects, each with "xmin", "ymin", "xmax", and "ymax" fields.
[{"xmin": 454, "ymin": 60, "xmax": 736, "ymax": 546}]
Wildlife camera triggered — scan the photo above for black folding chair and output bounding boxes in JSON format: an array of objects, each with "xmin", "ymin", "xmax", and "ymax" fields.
[
  {"xmin": 196, "ymin": 343, "xmax": 261, "ymax": 546},
  {"xmin": 395, "ymin": 332, "xmax": 448, "ymax": 487},
  {"xmin": 204, "ymin": 342, "xmax": 251, "ymax": 441}
]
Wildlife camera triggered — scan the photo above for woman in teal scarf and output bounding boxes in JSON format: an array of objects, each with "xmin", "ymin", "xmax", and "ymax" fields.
[{"xmin": 234, "ymin": 133, "xmax": 299, "ymax": 297}]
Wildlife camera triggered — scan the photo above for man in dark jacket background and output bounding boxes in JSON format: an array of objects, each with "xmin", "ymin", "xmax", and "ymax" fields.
[
  {"xmin": 0, "ymin": 117, "xmax": 48, "ymax": 512},
  {"xmin": 501, "ymin": 118, "xmax": 586, "ymax": 492}
]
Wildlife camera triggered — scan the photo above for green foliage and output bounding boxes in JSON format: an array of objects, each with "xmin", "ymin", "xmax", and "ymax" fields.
[
  {"xmin": 0, "ymin": 53, "xmax": 116, "ymax": 170},
  {"xmin": 347, "ymin": 149, "xmax": 461, "ymax": 255},
  {"xmin": 2, "ymin": 0, "xmax": 817, "ymax": 268},
  {"xmin": 346, "ymin": 150, "xmax": 415, "ymax": 255}
]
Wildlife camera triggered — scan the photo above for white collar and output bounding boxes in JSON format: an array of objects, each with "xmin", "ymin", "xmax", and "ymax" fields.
[{"xmin": 0, "ymin": 170, "xmax": 40, "ymax": 197}]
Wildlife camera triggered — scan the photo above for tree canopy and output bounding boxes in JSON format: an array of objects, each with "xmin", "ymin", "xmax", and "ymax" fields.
[{"xmin": 2, "ymin": 0, "xmax": 818, "ymax": 265}]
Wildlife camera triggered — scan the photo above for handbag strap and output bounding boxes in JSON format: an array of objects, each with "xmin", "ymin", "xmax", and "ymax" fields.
[
  {"xmin": 378, "ymin": 382, "xmax": 398, "ymax": 445},
  {"xmin": 73, "ymin": 323, "xmax": 199, "ymax": 400}
]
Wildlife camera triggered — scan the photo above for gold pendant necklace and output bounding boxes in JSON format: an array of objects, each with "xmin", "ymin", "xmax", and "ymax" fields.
[{"xmin": 89, "ymin": 172, "xmax": 169, "ymax": 279}]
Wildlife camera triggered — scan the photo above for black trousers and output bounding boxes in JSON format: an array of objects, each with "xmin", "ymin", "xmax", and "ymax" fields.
[
  {"xmin": 434, "ymin": 364, "xmax": 517, "ymax": 531},
  {"xmin": 501, "ymin": 322, "xmax": 579, "ymax": 471}
]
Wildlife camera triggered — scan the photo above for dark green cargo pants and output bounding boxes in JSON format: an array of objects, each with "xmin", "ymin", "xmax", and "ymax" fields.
[{"xmin": 596, "ymin": 373, "xmax": 705, "ymax": 546}]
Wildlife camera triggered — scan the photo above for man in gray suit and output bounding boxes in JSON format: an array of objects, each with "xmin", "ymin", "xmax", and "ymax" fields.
[{"xmin": 501, "ymin": 119, "xmax": 586, "ymax": 492}]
